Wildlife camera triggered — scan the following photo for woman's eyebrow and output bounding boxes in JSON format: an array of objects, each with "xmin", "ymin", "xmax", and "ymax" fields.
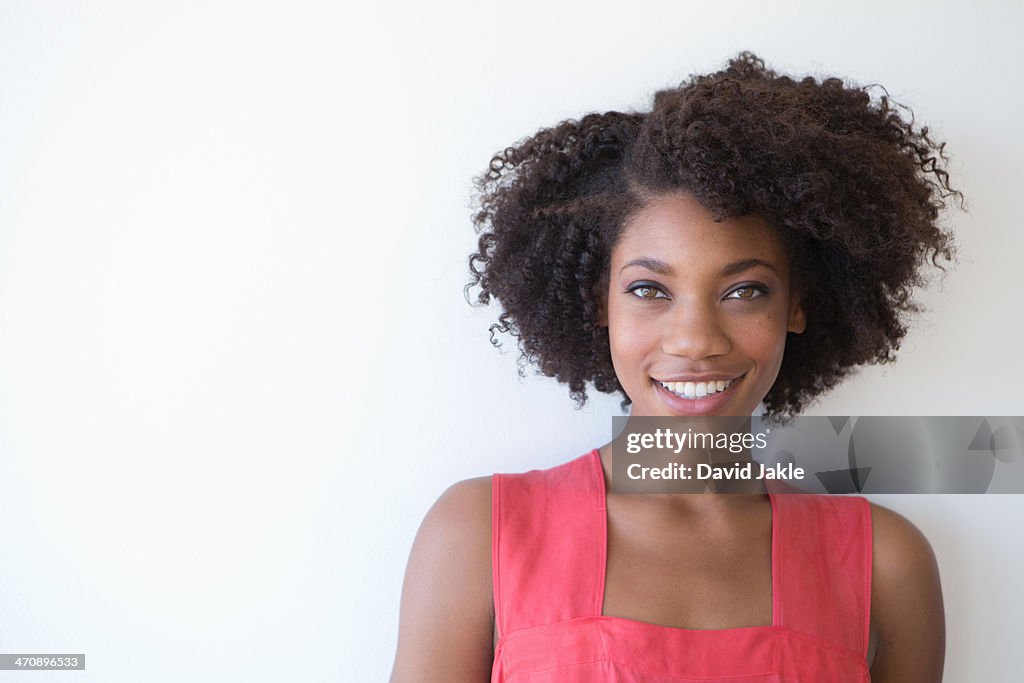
[
  {"xmin": 619, "ymin": 257, "xmax": 778, "ymax": 276},
  {"xmin": 620, "ymin": 257, "xmax": 673, "ymax": 275},
  {"xmin": 720, "ymin": 258, "xmax": 778, "ymax": 276}
]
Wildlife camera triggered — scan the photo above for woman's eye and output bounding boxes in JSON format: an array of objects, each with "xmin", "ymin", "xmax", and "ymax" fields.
[
  {"xmin": 726, "ymin": 285, "xmax": 767, "ymax": 300},
  {"xmin": 628, "ymin": 284, "xmax": 667, "ymax": 300}
]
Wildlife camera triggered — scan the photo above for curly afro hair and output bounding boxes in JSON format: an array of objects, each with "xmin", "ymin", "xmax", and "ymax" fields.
[{"xmin": 466, "ymin": 52, "xmax": 961, "ymax": 419}]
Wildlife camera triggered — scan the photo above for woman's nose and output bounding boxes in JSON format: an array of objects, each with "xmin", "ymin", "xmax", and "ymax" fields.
[{"xmin": 660, "ymin": 303, "xmax": 732, "ymax": 360}]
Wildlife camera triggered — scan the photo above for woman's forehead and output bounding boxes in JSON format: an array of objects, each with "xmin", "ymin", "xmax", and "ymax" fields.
[{"xmin": 613, "ymin": 193, "xmax": 789, "ymax": 268}]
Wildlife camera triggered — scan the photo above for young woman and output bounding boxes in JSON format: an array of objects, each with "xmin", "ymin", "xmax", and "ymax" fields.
[{"xmin": 390, "ymin": 52, "xmax": 957, "ymax": 682}]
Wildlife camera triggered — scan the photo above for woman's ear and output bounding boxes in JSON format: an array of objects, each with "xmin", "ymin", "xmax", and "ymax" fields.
[{"xmin": 788, "ymin": 296, "xmax": 807, "ymax": 334}]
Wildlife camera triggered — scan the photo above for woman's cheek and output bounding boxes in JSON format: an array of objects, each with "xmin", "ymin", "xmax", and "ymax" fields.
[
  {"xmin": 747, "ymin": 314, "xmax": 789, "ymax": 370},
  {"xmin": 608, "ymin": 316, "xmax": 655, "ymax": 385},
  {"xmin": 613, "ymin": 314, "xmax": 656, "ymax": 355}
]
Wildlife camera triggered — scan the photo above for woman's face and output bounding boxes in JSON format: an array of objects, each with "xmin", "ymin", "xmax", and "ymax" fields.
[{"xmin": 599, "ymin": 192, "xmax": 805, "ymax": 417}]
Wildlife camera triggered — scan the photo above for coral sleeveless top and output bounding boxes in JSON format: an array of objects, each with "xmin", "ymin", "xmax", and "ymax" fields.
[{"xmin": 491, "ymin": 450, "xmax": 872, "ymax": 682}]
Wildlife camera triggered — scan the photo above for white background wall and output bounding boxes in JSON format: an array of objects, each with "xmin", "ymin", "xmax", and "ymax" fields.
[{"xmin": 0, "ymin": 1, "xmax": 1020, "ymax": 681}]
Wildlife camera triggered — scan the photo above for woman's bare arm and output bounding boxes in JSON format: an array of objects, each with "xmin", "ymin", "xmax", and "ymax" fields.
[
  {"xmin": 390, "ymin": 476, "xmax": 495, "ymax": 683},
  {"xmin": 868, "ymin": 503, "xmax": 945, "ymax": 682}
]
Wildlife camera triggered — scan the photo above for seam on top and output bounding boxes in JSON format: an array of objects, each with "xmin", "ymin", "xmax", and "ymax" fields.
[
  {"xmin": 510, "ymin": 654, "xmax": 780, "ymax": 682},
  {"xmin": 498, "ymin": 616, "xmax": 869, "ymax": 663},
  {"xmin": 769, "ymin": 491, "xmax": 781, "ymax": 630},
  {"xmin": 590, "ymin": 449, "xmax": 610, "ymax": 664},
  {"xmin": 504, "ymin": 626, "xmax": 869, "ymax": 679},
  {"xmin": 861, "ymin": 496, "xmax": 873, "ymax": 661},
  {"xmin": 491, "ymin": 473, "xmax": 502, "ymax": 641},
  {"xmin": 769, "ymin": 490, "xmax": 782, "ymax": 674},
  {"xmin": 591, "ymin": 449, "xmax": 607, "ymax": 622}
]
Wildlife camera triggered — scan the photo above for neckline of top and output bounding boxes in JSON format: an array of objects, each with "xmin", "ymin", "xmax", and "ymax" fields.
[{"xmin": 586, "ymin": 448, "xmax": 782, "ymax": 633}]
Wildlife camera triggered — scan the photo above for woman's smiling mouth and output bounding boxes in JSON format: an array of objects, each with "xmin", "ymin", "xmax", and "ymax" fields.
[
  {"xmin": 650, "ymin": 374, "xmax": 746, "ymax": 414},
  {"xmin": 654, "ymin": 377, "xmax": 737, "ymax": 399}
]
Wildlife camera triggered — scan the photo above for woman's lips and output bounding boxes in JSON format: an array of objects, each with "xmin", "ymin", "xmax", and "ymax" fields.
[{"xmin": 651, "ymin": 374, "xmax": 744, "ymax": 415}]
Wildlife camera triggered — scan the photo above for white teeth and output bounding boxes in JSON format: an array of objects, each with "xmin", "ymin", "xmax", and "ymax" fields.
[{"xmin": 658, "ymin": 378, "xmax": 736, "ymax": 399}]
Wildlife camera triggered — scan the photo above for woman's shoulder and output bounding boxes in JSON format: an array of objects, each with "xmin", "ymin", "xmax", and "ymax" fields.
[
  {"xmin": 867, "ymin": 501, "xmax": 940, "ymax": 584},
  {"xmin": 417, "ymin": 476, "xmax": 493, "ymax": 560},
  {"xmin": 865, "ymin": 501, "xmax": 945, "ymax": 681},
  {"xmin": 390, "ymin": 476, "xmax": 495, "ymax": 681},
  {"xmin": 423, "ymin": 450, "xmax": 595, "ymax": 536},
  {"xmin": 415, "ymin": 452, "xmax": 596, "ymax": 559},
  {"xmin": 433, "ymin": 475, "xmax": 493, "ymax": 510}
]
